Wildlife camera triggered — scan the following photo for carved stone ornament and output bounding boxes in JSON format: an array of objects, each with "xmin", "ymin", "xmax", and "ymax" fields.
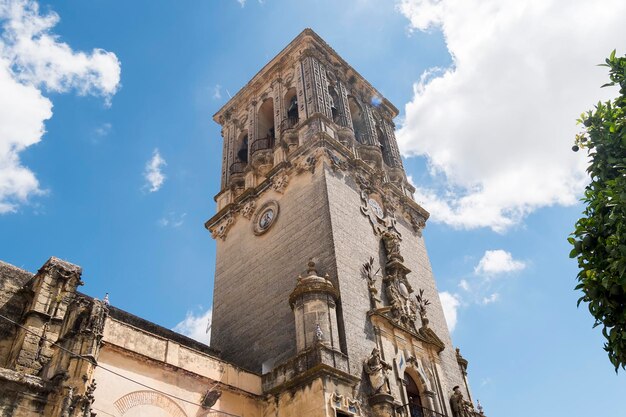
[
  {"xmin": 252, "ymin": 200, "xmax": 279, "ymax": 235},
  {"xmin": 363, "ymin": 348, "xmax": 392, "ymax": 395},
  {"xmin": 384, "ymin": 269, "xmax": 419, "ymax": 330},
  {"xmin": 361, "ymin": 257, "xmax": 382, "ymax": 309},
  {"xmin": 331, "ymin": 392, "xmax": 362, "ymax": 415},
  {"xmin": 271, "ymin": 174, "xmax": 290, "ymax": 194},
  {"xmin": 297, "ymin": 155, "xmax": 316, "ymax": 174},
  {"xmin": 211, "ymin": 213, "xmax": 235, "ymax": 241},
  {"xmin": 240, "ymin": 199, "xmax": 256, "ymax": 219},
  {"xmin": 325, "ymin": 149, "xmax": 347, "ymax": 171},
  {"xmin": 360, "ymin": 191, "xmax": 401, "ymax": 237},
  {"xmin": 450, "ymin": 386, "xmax": 478, "ymax": 417},
  {"xmin": 356, "ymin": 173, "xmax": 371, "ymax": 191},
  {"xmin": 409, "ymin": 212, "xmax": 427, "ymax": 233}
]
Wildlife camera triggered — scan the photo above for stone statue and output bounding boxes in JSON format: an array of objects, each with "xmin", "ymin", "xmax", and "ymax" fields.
[
  {"xmin": 381, "ymin": 230, "xmax": 402, "ymax": 261},
  {"xmin": 363, "ymin": 348, "xmax": 392, "ymax": 394},
  {"xmin": 450, "ymin": 386, "xmax": 473, "ymax": 417},
  {"xmin": 450, "ymin": 386, "xmax": 465, "ymax": 417}
]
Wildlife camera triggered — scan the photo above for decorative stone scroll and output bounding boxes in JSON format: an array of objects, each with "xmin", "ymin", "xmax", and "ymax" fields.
[
  {"xmin": 361, "ymin": 257, "xmax": 382, "ymax": 309},
  {"xmin": 360, "ymin": 191, "xmax": 400, "ymax": 237},
  {"xmin": 324, "ymin": 149, "xmax": 347, "ymax": 171},
  {"xmin": 271, "ymin": 174, "xmax": 290, "ymax": 194},
  {"xmin": 239, "ymin": 199, "xmax": 256, "ymax": 219},
  {"xmin": 211, "ymin": 213, "xmax": 235, "ymax": 241},
  {"xmin": 296, "ymin": 154, "xmax": 316, "ymax": 174},
  {"xmin": 331, "ymin": 392, "xmax": 362, "ymax": 415}
]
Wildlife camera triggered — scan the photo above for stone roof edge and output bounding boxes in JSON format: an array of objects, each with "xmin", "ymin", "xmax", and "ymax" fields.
[{"xmin": 100, "ymin": 302, "xmax": 220, "ymax": 357}]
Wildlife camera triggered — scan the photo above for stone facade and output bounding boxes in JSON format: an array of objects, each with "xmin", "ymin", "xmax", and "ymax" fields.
[
  {"xmin": 0, "ymin": 29, "xmax": 485, "ymax": 417},
  {"xmin": 0, "ymin": 259, "xmax": 262, "ymax": 417},
  {"xmin": 206, "ymin": 29, "xmax": 485, "ymax": 417}
]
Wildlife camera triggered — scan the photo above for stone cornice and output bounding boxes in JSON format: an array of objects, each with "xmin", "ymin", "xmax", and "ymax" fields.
[{"xmin": 205, "ymin": 130, "xmax": 430, "ymax": 236}]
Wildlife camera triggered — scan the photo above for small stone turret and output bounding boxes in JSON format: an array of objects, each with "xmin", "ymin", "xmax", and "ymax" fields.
[{"xmin": 289, "ymin": 259, "xmax": 340, "ymax": 354}]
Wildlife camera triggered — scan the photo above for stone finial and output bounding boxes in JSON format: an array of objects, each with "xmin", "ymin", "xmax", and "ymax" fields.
[{"xmin": 307, "ymin": 258, "xmax": 318, "ymax": 275}]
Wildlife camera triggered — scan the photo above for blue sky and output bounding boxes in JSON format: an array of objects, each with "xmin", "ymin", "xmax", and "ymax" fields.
[{"xmin": 1, "ymin": 1, "xmax": 625, "ymax": 416}]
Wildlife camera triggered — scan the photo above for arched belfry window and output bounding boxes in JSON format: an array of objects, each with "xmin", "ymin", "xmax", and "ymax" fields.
[
  {"xmin": 348, "ymin": 96, "xmax": 366, "ymax": 142},
  {"xmin": 237, "ymin": 131, "xmax": 248, "ymax": 162},
  {"xmin": 284, "ymin": 87, "xmax": 299, "ymax": 129},
  {"xmin": 253, "ymin": 98, "xmax": 275, "ymax": 154},
  {"xmin": 404, "ymin": 373, "xmax": 425, "ymax": 417},
  {"xmin": 232, "ymin": 130, "xmax": 248, "ymax": 176}
]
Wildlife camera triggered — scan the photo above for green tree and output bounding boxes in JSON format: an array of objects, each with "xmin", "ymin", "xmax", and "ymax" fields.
[{"xmin": 570, "ymin": 51, "xmax": 626, "ymax": 371}]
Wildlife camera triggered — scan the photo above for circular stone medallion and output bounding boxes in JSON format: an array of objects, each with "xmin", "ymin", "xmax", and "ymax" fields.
[
  {"xmin": 368, "ymin": 198, "xmax": 384, "ymax": 219},
  {"xmin": 253, "ymin": 200, "xmax": 280, "ymax": 235}
]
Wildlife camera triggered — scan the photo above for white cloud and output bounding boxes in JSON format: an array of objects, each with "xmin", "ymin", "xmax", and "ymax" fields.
[
  {"xmin": 143, "ymin": 149, "xmax": 166, "ymax": 192},
  {"xmin": 439, "ymin": 291, "xmax": 460, "ymax": 332},
  {"xmin": 94, "ymin": 122, "xmax": 111, "ymax": 138},
  {"xmin": 173, "ymin": 308, "xmax": 212, "ymax": 345},
  {"xmin": 0, "ymin": 0, "xmax": 121, "ymax": 213},
  {"xmin": 481, "ymin": 293, "xmax": 499, "ymax": 305},
  {"xmin": 212, "ymin": 84, "xmax": 222, "ymax": 99},
  {"xmin": 396, "ymin": 0, "xmax": 626, "ymax": 232},
  {"xmin": 236, "ymin": 0, "xmax": 246, "ymax": 7},
  {"xmin": 474, "ymin": 249, "xmax": 525, "ymax": 276},
  {"xmin": 158, "ymin": 211, "xmax": 186, "ymax": 228}
]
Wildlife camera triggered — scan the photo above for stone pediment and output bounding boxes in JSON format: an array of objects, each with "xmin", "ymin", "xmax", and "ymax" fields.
[{"xmin": 368, "ymin": 309, "xmax": 445, "ymax": 354}]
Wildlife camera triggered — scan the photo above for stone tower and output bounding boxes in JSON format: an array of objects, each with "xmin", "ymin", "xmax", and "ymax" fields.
[{"xmin": 206, "ymin": 29, "xmax": 483, "ymax": 417}]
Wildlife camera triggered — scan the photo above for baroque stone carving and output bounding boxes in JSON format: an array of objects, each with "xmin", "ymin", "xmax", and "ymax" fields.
[
  {"xmin": 325, "ymin": 149, "xmax": 347, "ymax": 171},
  {"xmin": 384, "ymin": 269, "xmax": 418, "ymax": 330},
  {"xmin": 360, "ymin": 191, "xmax": 400, "ymax": 237},
  {"xmin": 450, "ymin": 386, "xmax": 477, "ymax": 417},
  {"xmin": 361, "ymin": 257, "xmax": 382, "ymax": 309},
  {"xmin": 296, "ymin": 155, "xmax": 316, "ymax": 173},
  {"xmin": 409, "ymin": 212, "xmax": 427, "ymax": 233},
  {"xmin": 381, "ymin": 230, "xmax": 402, "ymax": 262},
  {"xmin": 271, "ymin": 174, "xmax": 289, "ymax": 193},
  {"xmin": 211, "ymin": 214, "xmax": 235, "ymax": 241},
  {"xmin": 252, "ymin": 200, "xmax": 279, "ymax": 236},
  {"xmin": 415, "ymin": 288, "xmax": 431, "ymax": 328},
  {"xmin": 363, "ymin": 348, "xmax": 392, "ymax": 394},
  {"xmin": 240, "ymin": 199, "xmax": 256, "ymax": 219}
]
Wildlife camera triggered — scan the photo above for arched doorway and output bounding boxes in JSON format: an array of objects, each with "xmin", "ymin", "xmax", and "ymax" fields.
[{"xmin": 404, "ymin": 373, "xmax": 424, "ymax": 417}]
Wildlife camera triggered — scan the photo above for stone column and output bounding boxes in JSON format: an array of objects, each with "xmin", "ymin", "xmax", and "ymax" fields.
[
  {"xmin": 361, "ymin": 102, "xmax": 379, "ymax": 146},
  {"xmin": 336, "ymin": 79, "xmax": 353, "ymax": 129},
  {"xmin": 247, "ymin": 100, "xmax": 257, "ymax": 163},
  {"xmin": 298, "ymin": 51, "xmax": 333, "ymax": 119},
  {"xmin": 272, "ymin": 79, "xmax": 284, "ymax": 141}
]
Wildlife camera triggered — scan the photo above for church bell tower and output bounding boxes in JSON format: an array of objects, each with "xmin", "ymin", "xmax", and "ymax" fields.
[{"xmin": 206, "ymin": 29, "xmax": 484, "ymax": 417}]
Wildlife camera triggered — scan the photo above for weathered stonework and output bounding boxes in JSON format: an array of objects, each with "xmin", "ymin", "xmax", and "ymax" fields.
[
  {"xmin": 0, "ymin": 28, "xmax": 486, "ymax": 417},
  {"xmin": 207, "ymin": 28, "xmax": 485, "ymax": 417}
]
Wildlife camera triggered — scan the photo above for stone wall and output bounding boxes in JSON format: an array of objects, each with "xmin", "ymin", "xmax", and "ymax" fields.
[
  {"xmin": 94, "ymin": 316, "xmax": 262, "ymax": 417},
  {"xmin": 211, "ymin": 168, "xmax": 339, "ymax": 373},
  {"xmin": 0, "ymin": 262, "xmax": 32, "ymax": 367},
  {"xmin": 323, "ymin": 166, "xmax": 466, "ymax": 409}
]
